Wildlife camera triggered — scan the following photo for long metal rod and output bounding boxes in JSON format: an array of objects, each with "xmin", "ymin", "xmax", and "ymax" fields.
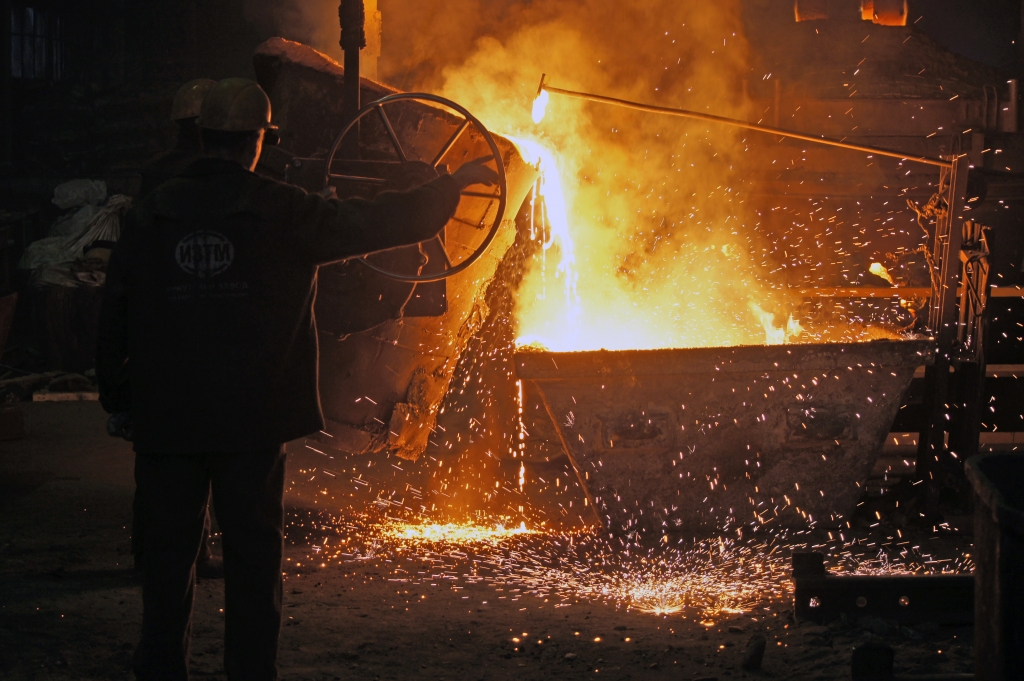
[
  {"xmin": 539, "ymin": 78, "xmax": 953, "ymax": 169},
  {"xmin": 796, "ymin": 286, "xmax": 1024, "ymax": 299},
  {"xmin": 532, "ymin": 384, "xmax": 602, "ymax": 525}
]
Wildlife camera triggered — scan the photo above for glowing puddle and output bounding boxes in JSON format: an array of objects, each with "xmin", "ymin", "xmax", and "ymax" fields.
[
  {"xmin": 382, "ymin": 520, "xmax": 535, "ymax": 545},
  {"xmin": 307, "ymin": 514, "xmax": 790, "ymax": 620},
  {"xmin": 381, "ymin": 522, "xmax": 779, "ymax": 617},
  {"xmin": 291, "ymin": 507, "xmax": 971, "ymax": 624}
]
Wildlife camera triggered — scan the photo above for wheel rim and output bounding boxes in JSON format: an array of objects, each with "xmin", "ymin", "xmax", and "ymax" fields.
[{"xmin": 322, "ymin": 93, "xmax": 508, "ymax": 283}]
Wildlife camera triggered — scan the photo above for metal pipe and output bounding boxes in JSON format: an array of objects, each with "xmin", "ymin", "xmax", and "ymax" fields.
[
  {"xmin": 339, "ymin": 0, "xmax": 365, "ymax": 159},
  {"xmin": 795, "ymin": 286, "xmax": 1024, "ymax": 299},
  {"xmin": 538, "ymin": 77, "xmax": 953, "ymax": 168}
]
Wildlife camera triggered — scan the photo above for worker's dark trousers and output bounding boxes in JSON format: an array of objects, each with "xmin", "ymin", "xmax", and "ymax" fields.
[
  {"xmin": 132, "ymin": 447, "xmax": 285, "ymax": 681},
  {"xmin": 133, "ymin": 489, "xmax": 214, "ymax": 566}
]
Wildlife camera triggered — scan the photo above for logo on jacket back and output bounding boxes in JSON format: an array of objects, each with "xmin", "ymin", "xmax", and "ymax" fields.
[{"xmin": 176, "ymin": 231, "xmax": 234, "ymax": 278}]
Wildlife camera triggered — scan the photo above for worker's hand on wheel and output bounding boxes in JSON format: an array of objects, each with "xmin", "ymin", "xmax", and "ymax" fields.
[
  {"xmin": 318, "ymin": 186, "xmax": 338, "ymax": 200},
  {"xmin": 451, "ymin": 157, "xmax": 499, "ymax": 190}
]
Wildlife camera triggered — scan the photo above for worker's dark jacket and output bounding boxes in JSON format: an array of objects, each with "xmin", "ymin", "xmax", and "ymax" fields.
[
  {"xmin": 97, "ymin": 157, "xmax": 460, "ymax": 454},
  {"xmin": 139, "ymin": 147, "xmax": 201, "ymax": 198}
]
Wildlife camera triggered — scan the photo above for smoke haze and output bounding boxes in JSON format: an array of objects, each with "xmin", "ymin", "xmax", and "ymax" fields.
[
  {"xmin": 249, "ymin": 0, "xmax": 856, "ymax": 349},
  {"xmin": 428, "ymin": 0, "xmax": 781, "ymax": 350}
]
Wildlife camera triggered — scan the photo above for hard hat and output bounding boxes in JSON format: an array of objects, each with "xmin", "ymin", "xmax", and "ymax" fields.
[
  {"xmin": 198, "ymin": 78, "xmax": 278, "ymax": 133},
  {"xmin": 170, "ymin": 79, "xmax": 217, "ymax": 121}
]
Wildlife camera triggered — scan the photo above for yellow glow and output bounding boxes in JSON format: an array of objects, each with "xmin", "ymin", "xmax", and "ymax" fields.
[
  {"xmin": 384, "ymin": 521, "xmax": 534, "ymax": 545},
  {"xmin": 870, "ymin": 262, "xmax": 896, "ymax": 286},
  {"xmin": 532, "ymin": 89, "xmax": 549, "ymax": 124},
  {"xmin": 749, "ymin": 301, "xmax": 804, "ymax": 345},
  {"xmin": 437, "ymin": 4, "xmax": 905, "ymax": 353},
  {"xmin": 505, "ymin": 136, "xmax": 580, "ymax": 349}
]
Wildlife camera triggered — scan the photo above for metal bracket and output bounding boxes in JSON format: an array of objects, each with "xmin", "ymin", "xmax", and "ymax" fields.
[{"xmin": 792, "ymin": 553, "xmax": 973, "ymax": 626}]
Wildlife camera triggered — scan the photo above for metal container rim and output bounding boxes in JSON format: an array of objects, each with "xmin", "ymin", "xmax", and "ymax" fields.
[{"xmin": 514, "ymin": 339, "xmax": 936, "ymax": 380}]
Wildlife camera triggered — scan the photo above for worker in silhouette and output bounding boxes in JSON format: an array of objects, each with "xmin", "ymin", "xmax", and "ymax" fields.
[
  {"xmin": 97, "ymin": 77, "xmax": 497, "ymax": 681},
  {"xmin": 140, "ymin": 79, "xmax": 217, "ymax": 198},
  {"xmin": 126, "ymin": 78, "xmax": 224, "ymax": 580}
]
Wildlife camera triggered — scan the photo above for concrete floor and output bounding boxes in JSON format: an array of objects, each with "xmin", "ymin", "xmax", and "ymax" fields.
[{"xmin": 0, "ymin": 402, "xmax": 973, "ymax": 680}]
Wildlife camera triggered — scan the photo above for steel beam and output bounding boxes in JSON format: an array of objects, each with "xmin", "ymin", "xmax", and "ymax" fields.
[{"xmin": 792, "ymin": 553, "xmax": 974, "ymax": 626}]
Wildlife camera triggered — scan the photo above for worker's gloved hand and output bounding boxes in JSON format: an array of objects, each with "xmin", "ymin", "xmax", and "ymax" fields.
[
  {"xmin": 451, "ymin": 157, "xmax": 499, "ymax": 190},
  {"xmin": 107, "ymin": 411, "xmax": 134, "ymax": 442}
]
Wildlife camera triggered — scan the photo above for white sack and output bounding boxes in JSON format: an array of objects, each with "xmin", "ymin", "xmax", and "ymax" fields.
[
  {"xmin": 48, "ymin": 205, "xmax": 101, "ymax": 238},
  {"xmin": 52, "ymin": 179, "xmax": 107, "ymax": 210},
  {"xmin": 19, "ymin": 194, "xmax": 132, "ymax": 272}
]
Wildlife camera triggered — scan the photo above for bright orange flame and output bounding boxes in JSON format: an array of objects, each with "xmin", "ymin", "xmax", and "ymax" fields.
[
  {"xmin": 437, "ymin": 4, "xmax": 907, "ymax": 353},
  {"xmin": 437, "ymin": 5, "xmax": 784, "ymax": 353},
  {"xmin": 748, "ymin": 301, "xmax": 805, "ymax": 345}
]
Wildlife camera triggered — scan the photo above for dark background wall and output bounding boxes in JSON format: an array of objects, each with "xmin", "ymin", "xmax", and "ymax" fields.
[
  {"xmin": 0, "ymin": 0, "xmax": 270, "ymax": 211},
  {"xmin": 1, "ymin": 0, "xmax": 1023, "ymax": 209},
  {"xmin": 911, "ymin": 0, "xmax": 1022, "ymax": 71}
]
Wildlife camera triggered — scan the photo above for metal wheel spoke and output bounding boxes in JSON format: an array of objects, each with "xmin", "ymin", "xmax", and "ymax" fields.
[
  {"xmin": 375, "ymin": 105, "xmax": 407, "ymax": 162},
  {"xmin": 450, "ymin": 215, "xmax": 487, "ymax": 229},
  {"xmin": 328, "ymin": 174, "xmax": 389, "ymax": 185},
  {"xmin": 431, "ymin": 118, "xmax": 471, "ymax": 168},
  {"xmin": 324, "ymin": 92, "xmax": 507, "ymax": 282},
  {"xmin": 461, "ymin": 190, "xmax": 501, "ymax": 200},
  {"xmin": 433, "ymin": 235, "xmax": 454, "ymax": 268}
]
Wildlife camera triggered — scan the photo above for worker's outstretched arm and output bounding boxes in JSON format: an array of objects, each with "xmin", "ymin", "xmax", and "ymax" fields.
[{"xmin": 290, "ymin": 159, "xmax": 498, "ymax": 266}]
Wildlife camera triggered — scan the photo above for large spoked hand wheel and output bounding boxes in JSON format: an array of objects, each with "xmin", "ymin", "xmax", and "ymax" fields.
[{"xmin": 322, "ymin": 93, "xmax": 508, "ymax": 283}]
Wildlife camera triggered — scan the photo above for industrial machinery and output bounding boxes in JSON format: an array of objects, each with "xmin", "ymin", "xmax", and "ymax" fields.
[
  {"xmin": 516, "ymin": 77, "xmax": 991, "ymax": 535},
  {"xmin": 321, "ymin": 92, "xmax": 509, "ymax": 283},
  {"xmin": 251, "ymin": 31, "xmax": 536, "ymax": 461}
]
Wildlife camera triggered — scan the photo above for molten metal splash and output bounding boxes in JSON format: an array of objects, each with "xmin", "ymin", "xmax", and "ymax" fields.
[
  {"xmin": 504, "ymin": 136, "xmax": 581, "ymax": 349},
  {"xmin": 531, "ymin": 90, "xmax": 549, "ymax": 124},
  {"xmin": 870, "ymin": 262, "xmax": 896, "ymax": 286}
]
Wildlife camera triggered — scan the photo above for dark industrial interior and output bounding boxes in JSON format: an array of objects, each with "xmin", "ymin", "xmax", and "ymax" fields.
[{"xmin": 2, "ymin": 1, "xmax": 1024, "ymax": 679}]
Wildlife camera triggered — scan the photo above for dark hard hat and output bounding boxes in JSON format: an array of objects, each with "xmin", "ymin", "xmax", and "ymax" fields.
[
  {"xmin": 199, "ymin": 78, "xmax": 277, "ymax": 133},
  {"xmin": 171, "ymin": 79, "xmax": 217, "ymax": 121}
]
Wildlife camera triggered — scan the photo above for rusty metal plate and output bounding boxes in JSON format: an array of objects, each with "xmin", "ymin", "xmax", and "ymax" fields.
[{"xmin": 515, "ymin": 340, "xmax": 935, "ymax": 536}]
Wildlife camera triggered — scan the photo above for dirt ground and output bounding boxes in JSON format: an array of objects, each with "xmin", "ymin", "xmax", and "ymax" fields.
[{"xmin": 1, "ymin": 402, "xmax": 974, "ymax": 680}]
